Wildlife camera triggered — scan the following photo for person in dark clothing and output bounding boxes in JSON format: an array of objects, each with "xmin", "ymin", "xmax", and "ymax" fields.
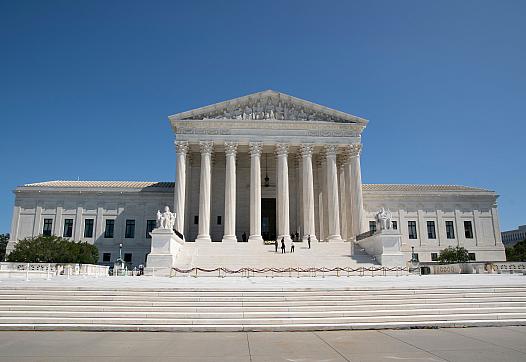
[
  {"xmin": 295, "ymin": 232, "xmax": 299, "ymax": 242},
  {"xmin": 242, "ymin": 232, "xmax": 247, "ymax": 242},
  {"xmin": 281, "ymin": 237, "xmax": 286, "ymax": 253},
  {"xmin": 275, "ymin": 239, "xmax": 278, "ymax": 252},
  {"xmin": 307, "ymin": 235, "xmax": 311, "ymax": 249}
]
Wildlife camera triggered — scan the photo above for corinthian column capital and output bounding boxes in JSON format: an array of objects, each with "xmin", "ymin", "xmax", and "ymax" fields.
[
  {"xmin": 299, "ymin": 144, "xmax": 314, "ymax": 158},
  {"xmin": 324, "ymin": 144, "xmax": 338, "ymax": 156},
  {"xmin": 175, "ymin": 141, "xmax": 189, "ymax": 154},
  {"xmin": 275, "ymin": 143, "xmax": 289, "ymax": 156},
  {"xmin": 345, "ymin": 144, "xmax": 362, "ymax": 158},
  {"xmin": 199, "ymin": 141, "xmax": 214, "ymax": 155},
  {"xmin": 248, "ymin": 142, "xmax": 263, "ymax": 157},
  {"xmin": 224, "ymin": 142, "xmax": 238, "ymax": 156}
]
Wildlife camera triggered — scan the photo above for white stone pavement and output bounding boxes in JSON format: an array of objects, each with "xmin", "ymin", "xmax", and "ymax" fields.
[{"xmin": 1, "ymin": 274, "xmax": 525, "ymax": 290}]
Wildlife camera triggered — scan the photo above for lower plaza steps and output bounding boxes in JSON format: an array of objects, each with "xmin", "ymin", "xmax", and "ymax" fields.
[{"xmin": 1, "ymin": 283, "xmax": 526, "ymax": 331}]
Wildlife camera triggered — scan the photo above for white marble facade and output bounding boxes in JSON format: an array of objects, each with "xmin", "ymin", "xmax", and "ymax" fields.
[{"xmin": 6, "ymin": 90, "xmax": 506, "ymax": 265}]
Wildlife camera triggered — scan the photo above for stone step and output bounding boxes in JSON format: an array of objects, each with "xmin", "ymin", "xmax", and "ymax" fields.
[
  {"xmin": 1, "ymin": 291, "xmax": 526, "ymax": 303},
  {"xmin": 2, "ymin": 286, "xmax": 525, "ymax": 296},
  {"xmin": 1, "ymin": 312, "xmax": 526, "ymax": 325},
  {"xmin": 2, "ymin": 306, "xmax": 526, "ymax": 319},
  {"xmin": 4, "ymin": 300, "xmax": 525, "ymax": 312},
  {"xmin": 2, "ymin": 318, "xmax": 526, "ymax": 332},
  {"xmin": 2, "ymin": 295, "xmax": 526, "ymax": 307}
]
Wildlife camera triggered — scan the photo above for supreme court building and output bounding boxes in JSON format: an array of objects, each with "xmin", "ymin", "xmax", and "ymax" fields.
[{"xmin": 7, "ymin": 90, "xmax": 506, "ymax": 265}]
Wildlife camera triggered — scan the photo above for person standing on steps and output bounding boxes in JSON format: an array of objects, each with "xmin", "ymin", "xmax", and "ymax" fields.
[
  {"xmin": 275, "ymin": 239, "xmax": 278, "ymax": 253},
  {"xmin": 308, "ymin": 235, "xmax": 311, "ymax": 249},
  {"xmin": 291, "ymin": 240, "xmax": 295, "ymax": 253},
  {"xmin": 281, "ymin": 237, "xmax": 286, "ymax": 254},
  {"xmin": 242, "ymin": 232, "xmax": 247, "ymax": 242}
]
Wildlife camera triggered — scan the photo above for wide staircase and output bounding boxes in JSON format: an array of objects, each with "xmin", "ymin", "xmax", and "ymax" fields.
[
  {"xmin": 175, "ymin": 240, "xmax": 379, "ymax": 270},
  {"xmin": 1, "ymin": 284, "xmax": 526, "ymax": 331}
]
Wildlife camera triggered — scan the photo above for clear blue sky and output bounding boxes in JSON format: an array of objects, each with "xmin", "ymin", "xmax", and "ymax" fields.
[{"xmin": 1, "ymin": 0, "xmax": 524, "ymax": 234}]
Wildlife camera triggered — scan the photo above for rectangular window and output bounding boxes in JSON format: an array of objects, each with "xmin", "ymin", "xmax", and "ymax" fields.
[
  {"xmin": 194, "ymin": 215, "xmax": 199, "ymax": 224},
  {"xmin": 469, "ymin": 252, "xmax": 476, "ymax": 261},
  {"xmin": 464, "ymin": 221, "xmax": 474, "ymax": 239},
  {"xmin": 146, "ymin": 220, "xmax": 156, "ymax": 238},
  {"xmin": 431, "ymin": 252, "xmax": 438, "ymax": 261},
  {"xmin": 408, "ymin": 221, "xmax": 417, "ymax": 239},
  {"xmin": 369, "ymin": 221, "xmax": 377, "ymax": 233},
  {"xmin": 102, "ymin": 253, "xmax": 111, "ymax": 262},
  {"xmin": 427, "ymin": 221, "xmax": 436, "ymax": 239},
  {"xmin": 217, "ymin": 215, "xmax": 222, "ymax": 225},
  {"xmin": 104, "ymin": 219, "xmax": 115, "ymax": 238},
  {"xmin": 124, "ymin": 253, "xmax": 132, "ymax": 263},
  {"xmin": 392, "ymin": 220, "xmax": 398, "ymax": 230},
  {"xmin": 43, "ymin": 218, "xmax": 53, "ymax": 236},
  {"xmin": 125, "ymin": 219, "xmax": 135, "ymax": 238},
  {"xmin": 446, "ymin": 221, "xmax": 455, "ymax": 239},
  {"xmin": 84, "ymin": 219, "xmax": 94, "ymax": 238},
  {"xmin": 63, "ymin": 219, "xmax": 73, "ymax": 237}
]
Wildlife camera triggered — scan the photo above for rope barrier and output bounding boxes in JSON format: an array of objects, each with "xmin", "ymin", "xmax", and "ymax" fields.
[{"xmin": 170, "ymin": 266, "xmax": 409, "ymax": 277}]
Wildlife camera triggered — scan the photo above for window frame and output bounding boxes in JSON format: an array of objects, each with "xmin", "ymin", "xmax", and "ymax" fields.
[
  {"xmin": 146, "ymin": 220, "xmax": 156, "ymax": 238},
  {"xmin": 426, "ymin": 221, "xmax": 436, "ymax": 239},
  {"xmin": 464, "ymin": 221, "xmax": 474, "ymax": 239},
  {"xmin": 84, "ymin": 218, "xmax": 94, "ymax": 238},
  {"xmin": 408, "ymin": 221, "xmax": 418, "ymax": 239},
  {"xmin": 446, "ymin": 221, "xmax": 455, "ymax": 239},
  {"xmin": 43, "ymin": 218, "xmax": 53, "ymax": 236},
  {"xmin": 63, "ymin": 218, "xmax": 73, "ymax": 238},
  {"xmin": 369, "ymin": 220, "xmax": 377, "ymax": 233},
  {"xmin": 102, "ymin": 253, "xmax": 111, "ymax": 262},
  {"xmin": 125, "ymin": 219, "xmax": 135, "ymax": 239},
  {"xmin": 104, "ymin": 219, "xmax": 115, "ymax": 238}
]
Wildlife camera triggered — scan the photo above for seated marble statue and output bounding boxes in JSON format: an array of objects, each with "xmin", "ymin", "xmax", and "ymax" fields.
[
  {"xmin": 156, "ymin": 206, "xmax": 176, "ymax": 230},
  {"xmin": 376, "ymin": 207, "xmax": 393, "ymax": 231}
]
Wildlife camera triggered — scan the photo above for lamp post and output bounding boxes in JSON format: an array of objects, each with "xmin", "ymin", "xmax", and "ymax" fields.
[{"xmin": 119, "ymin": 243, "xmax": 123, "ymax": 260}]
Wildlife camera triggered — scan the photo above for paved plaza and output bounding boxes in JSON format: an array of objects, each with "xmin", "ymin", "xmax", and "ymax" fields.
[{"xmin": 0, "ymin": 326, "xmax": 525, "ymax": 361}]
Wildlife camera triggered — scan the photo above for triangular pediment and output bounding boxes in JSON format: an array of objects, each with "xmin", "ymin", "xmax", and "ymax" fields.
[{"xmin": 169, "ymin": 90, "xmax": 367, "ymax": 124}]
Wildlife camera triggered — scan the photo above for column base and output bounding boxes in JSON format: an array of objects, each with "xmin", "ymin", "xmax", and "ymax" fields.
[
  {"xmin": 221, "ymin": 235, "xmax": 237, "ymax": 242},
  {"xmin": 302, "ymin": 235, "xmax": 318, "ymax": 243},
  {"xmin": 327, "ymin": 235, "xmax": 343, "ymax": 242},
  {"xmin": 278, "ymin": 234, "xmax": 292, "ymax": 243},
  {"xmin": 248, "ymin": 235, "xmax": 263, "ymax": 242},
  {"xmin": 195, "ymin": 235, "xmax": 211, "ymax": 242}
]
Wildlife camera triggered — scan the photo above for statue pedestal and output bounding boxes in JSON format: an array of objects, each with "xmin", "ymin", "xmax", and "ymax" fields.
[
  {"xmin": 357, "ymin": 229, "xmax": 406, "ymax": 267},
  {"xmin": 145, "ymin": 228, "xmax": 183, "ymax": 277}
]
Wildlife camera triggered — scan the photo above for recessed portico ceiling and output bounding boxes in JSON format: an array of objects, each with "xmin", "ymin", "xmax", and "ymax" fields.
[{"xmin": 169, "ymin": 90, "xmax": 368, "ymax": 125}]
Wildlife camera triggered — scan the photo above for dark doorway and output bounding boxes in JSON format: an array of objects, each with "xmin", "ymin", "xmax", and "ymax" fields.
[{"xmin": 261, "ymin": 198, "xmax": 276, "ymax": 241}]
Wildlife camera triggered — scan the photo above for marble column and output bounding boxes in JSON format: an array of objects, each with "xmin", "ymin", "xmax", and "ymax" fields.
[
  {"xmin": 343, "ymin": 158, "xmax": 354, "ymax": 240},
  {"xmin": 196, "ymin": 141, "xmax": 213, "ymax": 242},
  {"xmin": 174, "ymin": 141, "xmax": 189, "ymax": 236},
  {"xmin": 317, "ymin": 156, "xmax": 326, "ymax": 242},
  {"xmin": 222, "ymin": 142, "xmax": 238, "ymax": 242},
  {"xmin": 248, "ymin": 142, "xmax": 263, "ymax": 242},
  {"xmin": 338, "ymin": 158, "xmax": 348, "ymax": 241},
  {"xmin": 324, "ymin": 145, "xmax": 342, "ymax": 242},
  {"xmin": 300, "ymin": 144, "xmax": 318, "ymax": 242},
  {"xmin": 348, "ymin": 144, "xmax": 365, "ymax": 236},
  {"xmin": 276, "ymin": 143, "xmax": 291, "ymax": 242}
]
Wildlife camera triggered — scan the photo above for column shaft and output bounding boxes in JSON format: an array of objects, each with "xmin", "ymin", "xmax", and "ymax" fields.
[
  {"xmin": 175, "ymin": 141, "xmax": 189, "ymax": 236},
  {"xmin": 196, "ymin": 141, "xmax": 213, "ymax": 242},
  {"xmin": 339, "ymin": 161, "xmax": 348, "ymax": 241},
  {"xmin": 276, "ymin": 144, "xmax": 291, "ymax": 242},
  {"xmin": 325, "ymin": 145, "xmax": 342, "ymax": 242},
  {"xmin": 249, "ymin": 143, "xmax": 263, "ymax": 242},
  {"xmin": 222, "ymin": 142, "xmax": 238, "ymax": 242},
  {"xmin": 348, "ymin": 144, "xmax": 365, "ymax": 236},
  {"xmin": 300, "ymin": 144, "xmax": 318, "ymax": 242}
]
